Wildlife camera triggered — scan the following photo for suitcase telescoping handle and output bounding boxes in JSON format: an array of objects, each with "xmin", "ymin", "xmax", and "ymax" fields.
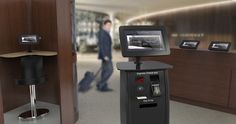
[{"xmin": 94, "ymin": 66, "xmax": 102, "ymax": 78}]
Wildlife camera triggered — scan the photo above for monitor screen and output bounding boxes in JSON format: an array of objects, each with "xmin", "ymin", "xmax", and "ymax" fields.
[
  {"xmin": 19, "ymin": 35, "xmax": 40, "ymax": 45},
  {"xmin": 127, "ymin": 31, "xmax": 165, "ymax": 50},
  {"xmin": 179, "ymin": 40, "xmax": 200, "ymax": 49},
  {"xmin": 208, "ymin": 41, "xmax": 231, "ymax": 52},
  {"xmin": 212, "ymin": 43, "xmax": 229, "ymax": 49},
  {"xmin": 119, "ymin": 26, "xmax": 170, "ymax": 57}
]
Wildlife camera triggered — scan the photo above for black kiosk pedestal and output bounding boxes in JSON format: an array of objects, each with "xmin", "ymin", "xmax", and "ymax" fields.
[
  {"xmin": 117, "ymin": 61, "xmax": 172, "ymax": 124},
  {"xmin": 117, "ymin": 26, "xmax": 172, "ymax": 124}
]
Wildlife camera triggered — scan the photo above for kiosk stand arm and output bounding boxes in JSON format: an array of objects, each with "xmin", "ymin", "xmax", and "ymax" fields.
[{"xmin": 134, "ymin": 57, "xmax": 142, "ymax": 70}]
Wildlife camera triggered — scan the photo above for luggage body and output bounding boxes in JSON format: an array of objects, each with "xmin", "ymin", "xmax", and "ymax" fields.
[{"xmin": 78, "ymin": 67, "xmax": 101, "ymax": 92}]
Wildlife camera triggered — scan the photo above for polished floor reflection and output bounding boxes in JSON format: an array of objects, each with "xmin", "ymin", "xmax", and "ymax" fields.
[
  {"xmin": 4, "ymin": 102, "xmax": 60, "ymax": 124},
  {"xmin": 76, "ymin": 52, "xmax": 236, "ymax": 124}
]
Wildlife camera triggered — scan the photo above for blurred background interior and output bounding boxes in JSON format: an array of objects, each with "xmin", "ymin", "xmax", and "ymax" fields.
[
  {"xmin": 74, "ymin": 0, "xmax": 236, "ymax": 54},
  {"xmin": 74, "ymin": 0, "xmax": 236, "ymax": 124}
]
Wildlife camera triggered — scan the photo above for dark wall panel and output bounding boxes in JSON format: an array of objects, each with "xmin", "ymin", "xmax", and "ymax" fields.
[
  {"xmin": 56, "ymin": 0, "xmax": 77, "ymax": 123},
  {"xmin": 0, "ymin": 83, "xmax": 3, "ymax": 123},
  {"xmin": 143, "ymin": 48, "xmax": 236, "ymax": 114},
  {"xmin": 0, "ymin": 59, "xmax": 30, "ymax": 112},
  {"xmin": 31, "ymin": 0, "xmax": 58, "ymax": 51},
  {"xmin": 145, "ymin": 3, "xmax": 236, "ymax": 49},
  {"xmin": 37, "ymin": 57, "xmax": 59, "ymax": 105},
  {"xmin": 31, "ymin": 0, "xmax": 60, "ymax": 105},
  {"xmin": 169, "ymin": 63, "xmax": 231, "ymax": 106},
  {"xmin": 0, "ymin": 0, "xmax": 28, "ymax": 54},
  {"xmin": 229, "ymin": 69, "xmax": 236, "ymax": 109},
  {"xmin": 0, "ymin": 0, "xmax": 31, "ymax": 114}
]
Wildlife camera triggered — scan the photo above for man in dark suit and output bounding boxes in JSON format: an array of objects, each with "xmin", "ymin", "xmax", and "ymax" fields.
[{"xmin": 97, "ymin": 19, "xmax": 113, "ymax": 92}]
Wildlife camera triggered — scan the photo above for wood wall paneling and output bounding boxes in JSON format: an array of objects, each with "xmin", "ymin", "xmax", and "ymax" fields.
[
  {"xmin": 0, "ymin": 82, "xmax": 3, "ymax": 123},
  {"xmin": 37, "ymin": 57, "xmax": 60, "ymax": 105},
  {"xmin": 0, "ymin": 59, "xmax": 29, "ymax": 112},
  {"xmin": 148, "ymin": 3, "xmax": 236, "ymax": 49},
  {"xmin": 32, "ymin": 0, "xmax": 58, "ymax": 51},
  {"xmin": 144, "ymin": 48, "xmax": 236, "ymax": 113},
  {"xmin": 6, "ymin": 0, "xmax": 29, "ymax": 52},
  {"xmin": 171, "ymin": 96, "xmax": 236, "ymax": 115},
  {"xmin": 169, "ymin": 64, "xmax": 231, "ymax": 106},
  {"xmin": 31, "ymin": 0, "xmax": 60, "ymax": 105},
  {"xmin": 229, "ymin": 69, "xmax": 236, "ymax": 109},
  {"xmin": 0, "ymin": 0, "xmax": 6, "ymax": 121},
  {"xmin": 56, "ymin": 0, "xmax": 77, "ymax": 123},
  {"xmin": 0, "ymin": 0, "xmax": 28, "ymax": 54},
  {"xmin": 0, "ymin": 0, "xmax": 31, "ymax": 117}
]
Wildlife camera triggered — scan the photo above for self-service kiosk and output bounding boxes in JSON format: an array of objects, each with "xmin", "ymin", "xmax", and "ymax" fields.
[{"xmin": 117, "ymin": 26, "xmax": 172, "ymax": 124}]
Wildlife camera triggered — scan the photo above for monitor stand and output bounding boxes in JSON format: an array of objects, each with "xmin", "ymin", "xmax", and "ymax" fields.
[
  {"xmin": 27, "ymin": 45, "xmax": 32, "ymax": 52},
  {"xmin": 134, "ymin": 57, "xmax": 142, "ymax": 70}
]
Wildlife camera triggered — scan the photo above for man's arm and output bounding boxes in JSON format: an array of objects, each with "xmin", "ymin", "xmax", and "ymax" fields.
[{"xmin": 98, "ymin": 31, "xmax": 107, "ymax": 60}]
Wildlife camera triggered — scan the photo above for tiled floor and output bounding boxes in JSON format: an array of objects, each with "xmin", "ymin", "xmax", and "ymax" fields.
[{"xmin": 76, "ymin": 52, "xmax": 236, "ymax": 124}]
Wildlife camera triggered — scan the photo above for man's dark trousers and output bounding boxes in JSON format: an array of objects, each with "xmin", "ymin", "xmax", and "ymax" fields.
[{"xmin": 97, "ymin": 60, "xmax": 113, "ymax": 90}]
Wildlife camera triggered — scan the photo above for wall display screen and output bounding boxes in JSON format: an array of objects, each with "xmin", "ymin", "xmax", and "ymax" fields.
[
  {"xmin": 208, "ymin": 41, "xmax": 231, "ymax": 52},
  {"xmin": 179, "ymin": 40, "xmax": 200, "ymax": 49},
  {"xmin": 119, "ymin": 26, "xmax": 170, "ymax": 57}
]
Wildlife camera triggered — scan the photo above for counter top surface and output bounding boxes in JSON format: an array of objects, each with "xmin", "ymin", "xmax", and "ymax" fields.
[
  {"xmin": 0, "ymin": 51, "xmax": 57, "ymax": 58},
  {"xmin": 117, "ymin": 61, "xmax": 173, "ymax": 71},
  {"xmin": 170, "ymin": 47, "xmax": 236, "ymax": 53}
]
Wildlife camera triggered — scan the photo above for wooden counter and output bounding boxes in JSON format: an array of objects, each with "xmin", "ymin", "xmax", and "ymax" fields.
[
  {"xmin": 143, "ymin": 48, "xmax": 236, "ymax": 114},
  {"xmin": 0, "ymin": 51, "xmax": 57, "ymax": 58}
]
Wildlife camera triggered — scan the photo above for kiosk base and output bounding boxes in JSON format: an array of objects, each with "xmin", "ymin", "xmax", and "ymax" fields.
[
  {"xmin": 117, "ymin": 61, "xmax": 172, "ymax": 124},
  {"xmin": 18, "ymin": 109, "xmax": 49, "ymax": 120}
]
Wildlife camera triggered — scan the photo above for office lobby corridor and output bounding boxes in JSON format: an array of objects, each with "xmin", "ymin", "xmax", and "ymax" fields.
[{"xmin": 76, "ymin": 52, "xmax": 236, "ymax": 124}]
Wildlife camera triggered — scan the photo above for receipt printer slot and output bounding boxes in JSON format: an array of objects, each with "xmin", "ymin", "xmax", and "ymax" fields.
[{"xmin": 140, "ymin": 103, "xmax": 158, "ymax": 108}]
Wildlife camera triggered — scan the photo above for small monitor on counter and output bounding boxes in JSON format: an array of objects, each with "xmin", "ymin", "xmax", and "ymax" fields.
[
  {"xmin": 208, "ymin": 41, "xmax": 231, "ymax": 52},
  {"xmin": 19, "ymin": 35, "xmax": 41, "ymax": 45},
  {"xmin": 179, "ymin": 40, "xmax": 200, "ymax": 49},
  {"xmin": 19, "ymin": 35, "xmax": 42, "ymax": 52}
]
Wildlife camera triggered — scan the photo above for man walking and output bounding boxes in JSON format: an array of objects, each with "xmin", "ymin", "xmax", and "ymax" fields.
[{"xmin": 97, "ymin": 19, "xmax": 113, "ymax": 92}]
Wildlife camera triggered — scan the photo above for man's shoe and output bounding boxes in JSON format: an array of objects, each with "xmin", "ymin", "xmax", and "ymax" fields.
[
  {"xmin": 79, "ymin": 86, "xmax": 92, "ymax": 92},
  {"xmin": 98, "ymin": 87, "xmax": 113, "ymax": 92}
]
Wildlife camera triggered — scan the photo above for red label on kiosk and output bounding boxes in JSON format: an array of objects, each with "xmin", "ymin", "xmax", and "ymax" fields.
[{"xmin": 136, "ymin": 77, "xmax": 145, "ymax": 83}]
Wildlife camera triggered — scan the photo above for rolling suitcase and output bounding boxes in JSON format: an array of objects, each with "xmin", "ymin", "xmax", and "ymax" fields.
[{"xmin": 78, "ymin": 67, "xmax": 102, "ymax": 92}]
